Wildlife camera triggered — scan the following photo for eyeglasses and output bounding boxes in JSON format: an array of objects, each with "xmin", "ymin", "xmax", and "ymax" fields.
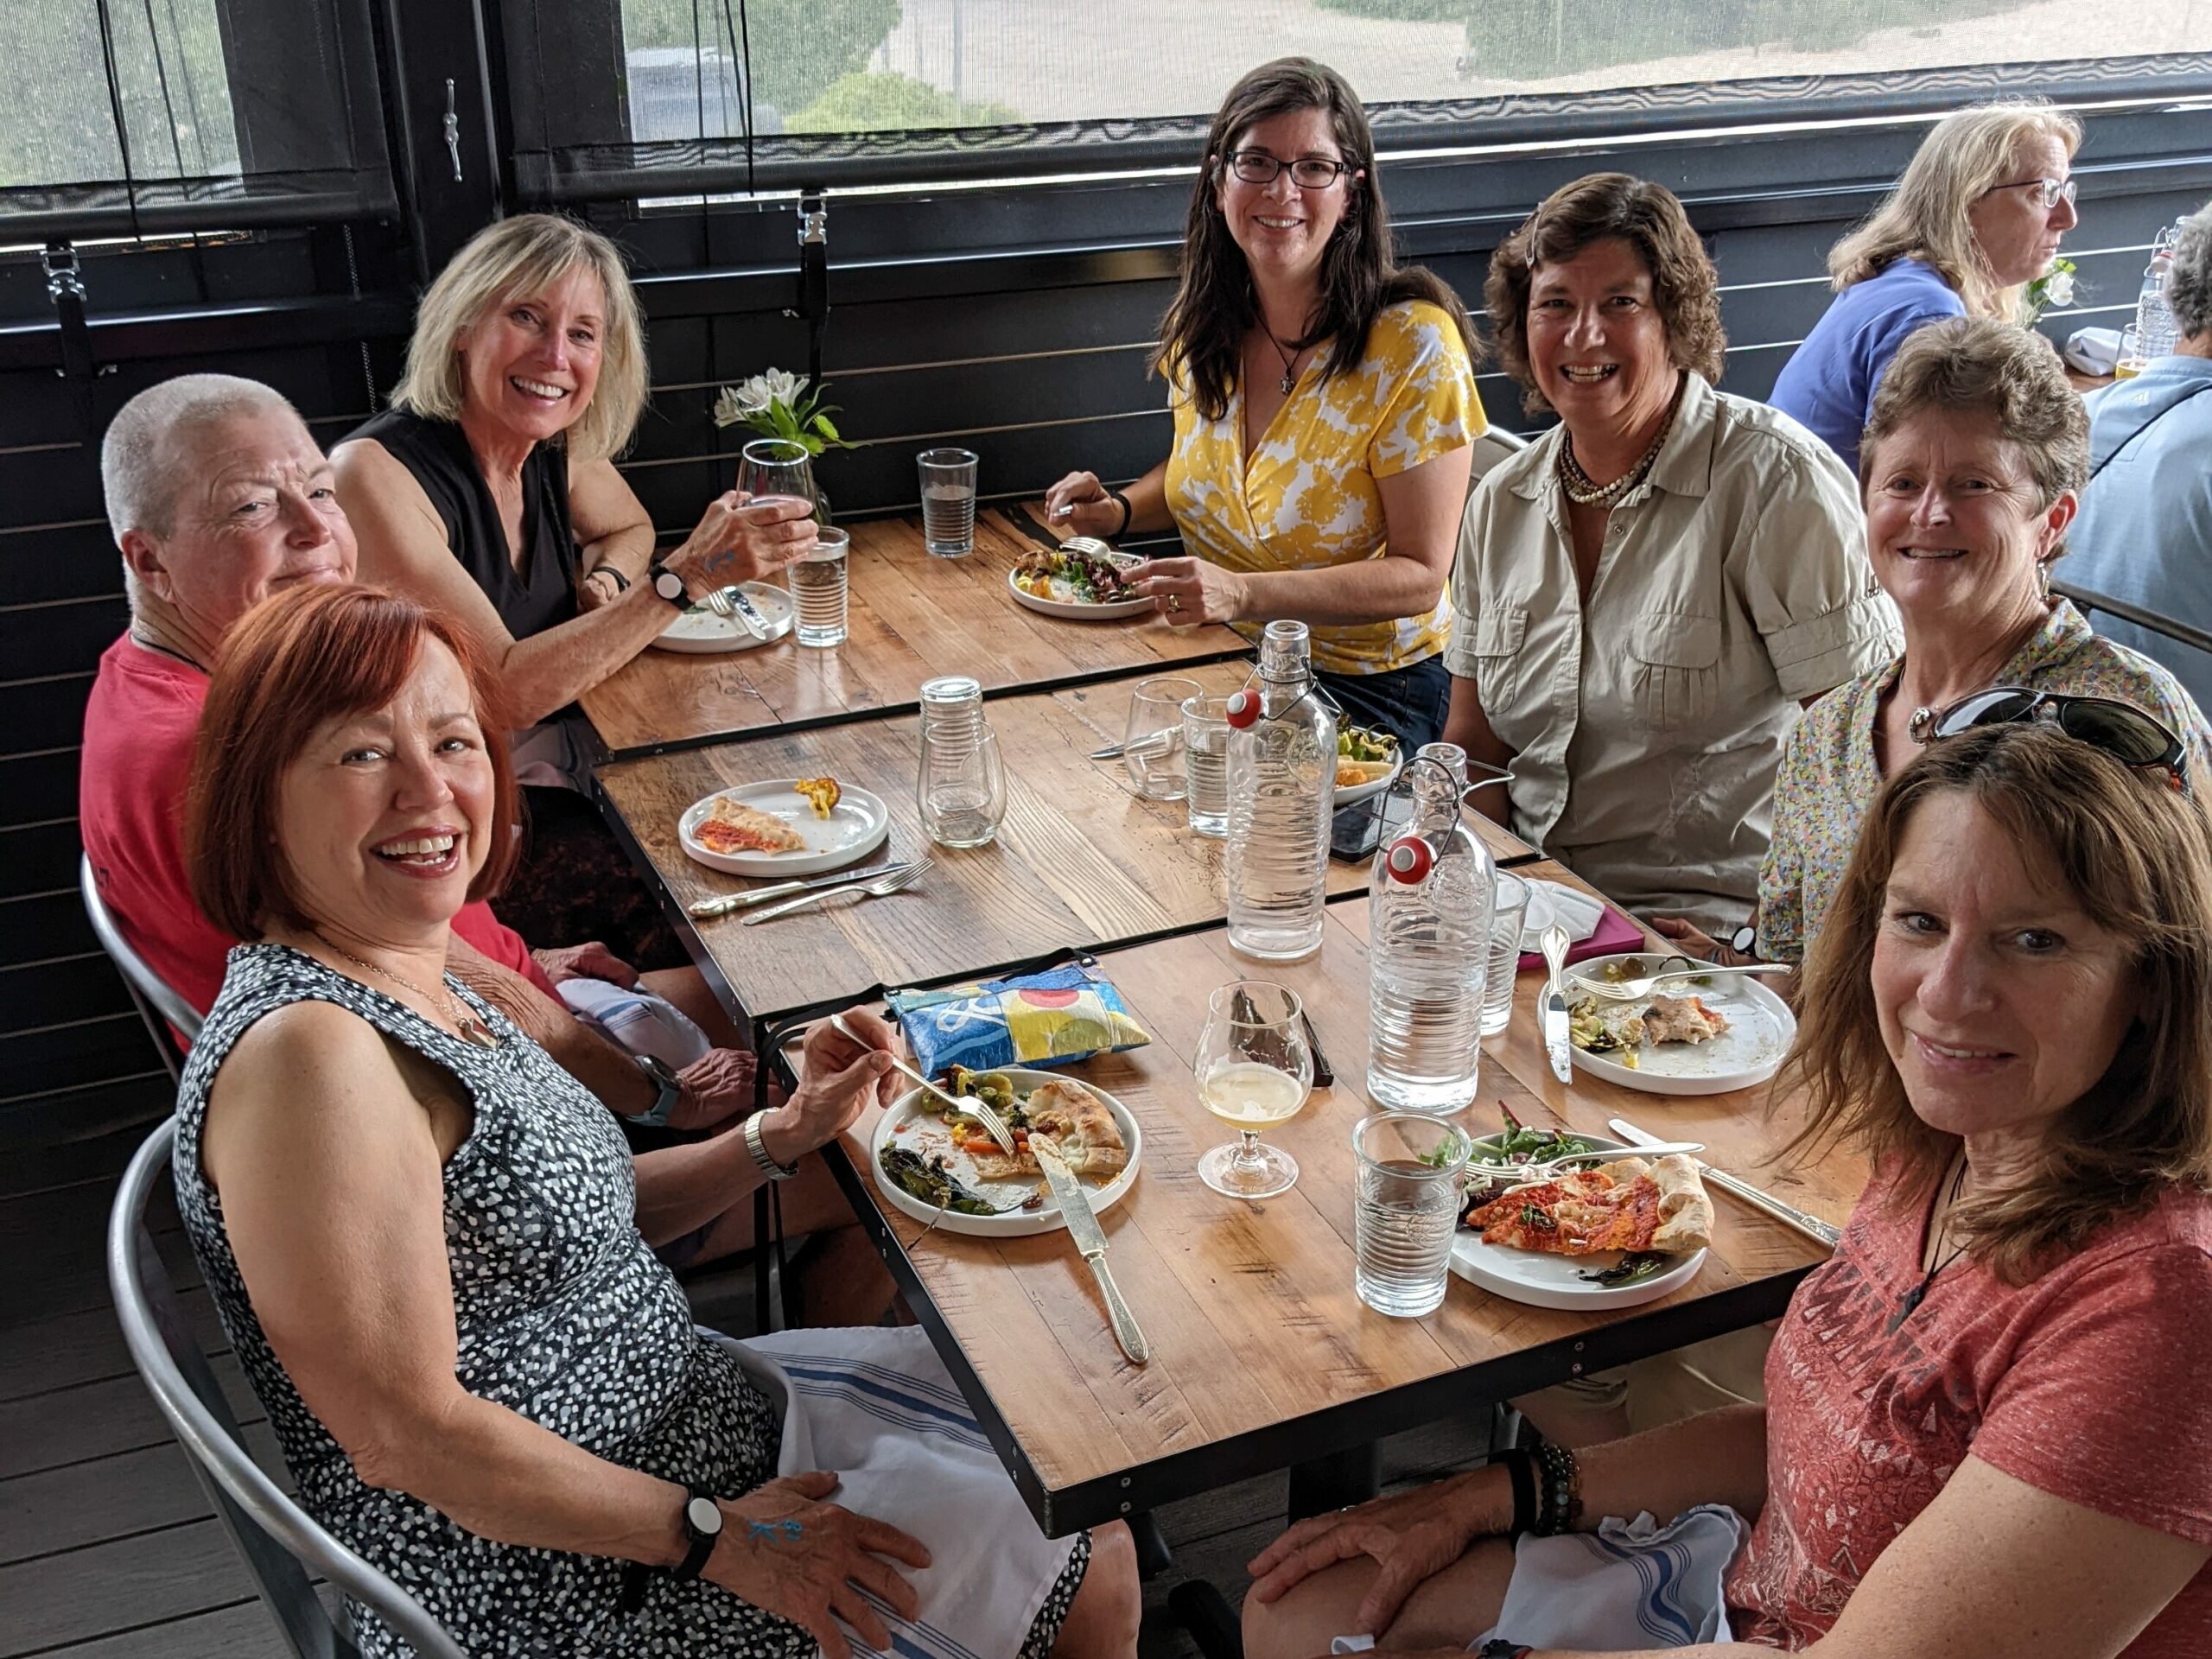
[
  {"xmin": 1224, "ymin": 149, "xmax": 1355, "ymax": 189},
  {"xmin": 1985, "ymin": 175, "xmax": 2077, "ymax": 211},
  {"xmin": 1915, "ymin": 685, "xmax": 2188, "ymax": 793}
]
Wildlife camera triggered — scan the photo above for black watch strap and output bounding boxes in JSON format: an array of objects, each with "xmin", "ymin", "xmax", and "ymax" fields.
[
  {"xmin": 673, "ymin": 1487, "xmax": 722, "ymax": 1581},
  {"xmin": 648, "ymin": 557, "xmax": 689, "ymax": 607}
]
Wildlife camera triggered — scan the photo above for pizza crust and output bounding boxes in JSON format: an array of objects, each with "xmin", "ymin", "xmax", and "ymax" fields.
[
  {"xmin": 696, "ymin": 795, "xmax": 804, "ymax": 855},
  {"xmin": 1649, "ymin": 1154, "xmax": 1714, "ymax": 1252}
]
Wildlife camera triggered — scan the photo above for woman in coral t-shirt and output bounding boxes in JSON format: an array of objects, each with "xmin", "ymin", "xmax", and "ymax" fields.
[{"xmin": 1244, "ymin": 713, "xmax": 2212, "ymax": 1657}]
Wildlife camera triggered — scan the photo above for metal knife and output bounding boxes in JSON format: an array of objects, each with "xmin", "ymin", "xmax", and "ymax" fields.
[
  {"xmin": 721, "ymin": 584, "xmax": 772, "ymax": 638},
  {"xmin": 1539, "ymin": 921, "xmax": 1573, "ymax": 1084},
  {"xmin": 1033, "ymin": 1143, "xmax": 1149, "ymax": 1365},
  {"xmin": 1608, "ymin": 1117, "xmax": 1841, "ymax": 1249},
  {"xmin": 687, "ymin": 859, "xmax": 915, "ymax": 918}
]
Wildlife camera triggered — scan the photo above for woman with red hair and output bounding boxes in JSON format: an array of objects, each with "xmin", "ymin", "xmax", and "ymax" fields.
[{"xmin": 170, "ymin": 585, "xmax": 1139, "ymax": 1659}]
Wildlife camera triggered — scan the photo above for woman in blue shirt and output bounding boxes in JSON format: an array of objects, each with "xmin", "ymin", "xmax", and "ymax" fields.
[{"xmin": 1771, "ymin": 103, "xmax": 2080, "ymax": 473}]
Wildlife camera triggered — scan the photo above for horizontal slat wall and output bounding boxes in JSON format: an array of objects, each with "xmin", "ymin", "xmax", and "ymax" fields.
[{"xmin": 3, "ymin": 106, "xmax": 2207, "ymax": 1151}]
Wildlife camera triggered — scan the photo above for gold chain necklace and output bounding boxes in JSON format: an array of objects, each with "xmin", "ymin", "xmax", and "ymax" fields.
[
  {"xmin": 1556, "ymin": 379, "xmax": 1686, "ymax": 508},
  {"xmin": 314, "ymin": 935, "xmax": 499, "ymax": 1050}
]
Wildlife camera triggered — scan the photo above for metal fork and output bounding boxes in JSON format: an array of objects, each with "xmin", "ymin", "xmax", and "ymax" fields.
[
  {"xmin": 826, "ymin": 1012, "xmax": 1020, "ymax": 1156},
  {"xmin": 1471, "ymin": 1140, "xmax": 1707, "ymax": 1190},
  {"xmin": 1567, "ymin": 955, "xmax": 1792, "ymax": 1001},
  {"xmin": 741, "ymin": 858, "xmax": 930, "ymax": 925},
  {"xmin": 702, "ymin": 584, "xmax": 762, "ymax": 639}
]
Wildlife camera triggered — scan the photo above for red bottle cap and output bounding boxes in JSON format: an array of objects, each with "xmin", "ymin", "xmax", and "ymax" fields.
[
  {"xmin": 1226, "ymin": 688, "xmax": 1262, "ymax": 728},
  {"xmin": 1383, "ymin": 836, "xmax": 1433, "ymax": 883}
]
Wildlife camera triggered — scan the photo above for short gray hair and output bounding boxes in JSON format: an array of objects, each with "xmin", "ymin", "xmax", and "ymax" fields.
[
  {"xmin": 2168, "ymin": 199, "xmax": 2212, "ymax": 342},
  {"xmin": 101, "ymin": 373, "xmax": 300, "ymax": 543}
]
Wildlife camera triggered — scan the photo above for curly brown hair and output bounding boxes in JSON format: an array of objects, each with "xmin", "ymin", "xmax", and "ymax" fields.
[
  {"xmin": 1484, "ymin": 173, "xmax": 1726, "ymax": 416},
  {"xmin": 1861, "ymin": 316, "xmax": 2087, "ymax": 510},
  {"xmin": 1781, "ymin": 722, "xmax": 2212, "ymax": 1286}
]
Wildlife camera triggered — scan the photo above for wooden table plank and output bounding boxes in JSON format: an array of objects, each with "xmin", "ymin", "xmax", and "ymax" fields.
[
  {"xmin": 597, "ymin": 660, "xmax": 1376, "ymax": 1025},
  {"xmin": 816, "ymin": 887, "xmax": 1865, "ymax": 1532},
  {"xmin": 578, "ymin": 509, "xmax": 1249, "ymax": 754}
]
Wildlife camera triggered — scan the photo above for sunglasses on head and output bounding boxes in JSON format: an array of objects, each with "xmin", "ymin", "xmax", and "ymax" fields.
[{"xmin": 1914, "ymin": 685, "xmax": 2190, "ymax": 793}]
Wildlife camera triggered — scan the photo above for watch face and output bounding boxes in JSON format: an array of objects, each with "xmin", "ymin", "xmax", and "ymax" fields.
[
  {"xmin": 653, "ymin": 567, "xmax": 686, "ymax": 602},
  {"xmin": 686, "ymin": 1494, "xmax": 722, "ymax": 1535}
]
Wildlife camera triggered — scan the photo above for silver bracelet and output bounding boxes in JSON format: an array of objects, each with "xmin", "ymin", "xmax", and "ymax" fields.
[{"xmin": 744, "ymin": 1112, "xmax": 799, "ymax": 1180}]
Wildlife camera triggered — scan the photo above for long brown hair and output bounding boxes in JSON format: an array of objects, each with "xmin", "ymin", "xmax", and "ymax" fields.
[
  {"xmin": 1783, "ymin": 723, "xmax": 2212, "ymax": 1284},
  {"xmin": 1154, "ymin": 57, "xmax": 1477, "ymax": 423}
]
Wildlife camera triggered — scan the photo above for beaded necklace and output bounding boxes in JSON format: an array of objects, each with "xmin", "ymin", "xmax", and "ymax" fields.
[{"xmin": 1555, "ymin": 377, "xmax": 1687, "ymax": 509}]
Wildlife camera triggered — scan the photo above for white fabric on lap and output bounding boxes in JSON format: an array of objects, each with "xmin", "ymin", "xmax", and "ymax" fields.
[
  {"xmin": 557, "ymin": 976, "xmax": 713, "ymax": 1069},
  {"xmin": 1332, "ymin": 1504, "xmax": 1745, "ymax": 1653},
  {"xmin": 713, "ymin": 1327, "xmax": 1080, "ymax": 1659}
]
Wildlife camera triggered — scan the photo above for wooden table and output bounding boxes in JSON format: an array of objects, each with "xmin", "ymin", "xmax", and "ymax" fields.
[
  {"xmin": 810, "ymin": 867, "xmax": 1861, "ymax": 1535},
  {"xmin": 578, "ymin": 508, "xmax": 1249, "ymax": 756},
  {"xmin": 598, "ymin": 658, "xmax": 1539, "ymax": 1029}
]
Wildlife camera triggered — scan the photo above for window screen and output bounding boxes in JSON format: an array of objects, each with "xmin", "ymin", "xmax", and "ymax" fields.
[{"xmin": 2, "ymin": 0, "xmax": 394, "ymax": 239}]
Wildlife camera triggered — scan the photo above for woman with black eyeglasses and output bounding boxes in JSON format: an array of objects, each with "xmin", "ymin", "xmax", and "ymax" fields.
[
  {"xmin": 1045, "ymin": 58, "xmax": 1483, "ymax": 751},
  {"xmin": 1661, "ymin": 316, "xmax": 2212, "ymax": 970},
  {"xmin": 1770, "ymin": 101, "xmax": 2082, "ymax": 474}
]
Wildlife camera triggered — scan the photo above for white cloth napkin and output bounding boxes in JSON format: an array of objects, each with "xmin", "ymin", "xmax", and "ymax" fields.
[
  {"xmin": 1518, "ymin": 878, "xmax": 1607, "ymax": 954},
  {"xmin": 556, "ymin": 976, "xmax": 713, "ymax": 1071},
  {"xmin": 1332, "ymin": 1504, "xmax": 1746, "ymax": 1652}
]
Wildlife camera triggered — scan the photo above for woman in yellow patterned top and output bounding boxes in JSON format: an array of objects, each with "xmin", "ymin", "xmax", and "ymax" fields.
[{"xmin": 1046, "ymin": 57, "xmax": 1484, "ymax": 748}]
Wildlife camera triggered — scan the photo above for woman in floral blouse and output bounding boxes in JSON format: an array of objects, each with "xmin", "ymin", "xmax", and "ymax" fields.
[
  {"xmin": 1046, "ymin": 57, "xmax": 1482, "ymax": 750},
  {"xmin": 1727, "ymin": 316, "xmax": 2211, "ymax": 966}
]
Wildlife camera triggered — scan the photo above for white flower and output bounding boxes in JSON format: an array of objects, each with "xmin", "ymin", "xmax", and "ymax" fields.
[{"xmin": 2042, "ymin": 270, "xmax": 2075, "ymax": 308}]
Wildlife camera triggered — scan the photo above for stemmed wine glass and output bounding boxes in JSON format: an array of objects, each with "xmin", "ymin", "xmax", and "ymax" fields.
[
  {"xmin": 1194, "ymin": 981, "xmax": 1315, "ymax": 1200},
  {"xmin": 736, "ymin": 436, "xmax": 817, "ymax": 518}
]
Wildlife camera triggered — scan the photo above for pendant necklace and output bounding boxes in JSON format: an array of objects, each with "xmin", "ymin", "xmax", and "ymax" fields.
[
  {"xmin": 1265, "ymin": 333, "xmax": 1306, "ymax": 396},
  {"xmin": 315, "ymin": 935, "xmax": 499, "ymax": 1050},
  {"xmin": 1887, "ymin": 1155, "xmax": 1970, "ymax": 1334}
]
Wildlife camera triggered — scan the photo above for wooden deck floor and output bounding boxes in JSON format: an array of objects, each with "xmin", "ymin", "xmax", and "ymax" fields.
[{"xmin": 1, "ymin": 1117, "xmax": 1494, "ymax": 1657}]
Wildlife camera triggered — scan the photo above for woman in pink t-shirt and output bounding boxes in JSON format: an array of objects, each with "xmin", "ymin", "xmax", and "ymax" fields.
[{"xmin": 1245, "ymin": 714, "xmax": 2212, "ymax": 1657}]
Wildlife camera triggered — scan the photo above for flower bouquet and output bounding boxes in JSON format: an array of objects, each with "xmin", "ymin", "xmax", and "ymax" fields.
[
  {"xmin": 712, "ymin": 368, "xmax": 849, "ymax": 458},
  {"xmin": 2024, "ymin": 257, "xmax": 2076, "ymax": 325}
]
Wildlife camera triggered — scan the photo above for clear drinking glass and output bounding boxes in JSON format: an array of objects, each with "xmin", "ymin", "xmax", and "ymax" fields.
[
  {"xmin": 1481, "ymin": 869, "xmax": 1531, "ymax": 1039},
  {"xmin": 738, "ymin": 436, "xmax": 817, "ymax": 518},
  {"xmin": 789, "ymin": 524, "xmax": 849, "ymax": 648},
  {"xmin": 916, "ymin": 675, "xmax": 1007, "ymax": 849},
  {"xmin": 917, "ymin": 448, "xmax": 978, "ymax": 556},
  {"xmin": 1124, "ymin": 677, "xmax": 1201, "ymax": 802},
  {"xmin": 1351, "ymin": 1112, "xmax": 1471, "ymax": 1318},
  {"xmin": 1194, "ymin": 981, "xmax": 1314, "ymax": 1201},
  {"xmin": 1181, "ymin": 694, "xmax": 1232, "ymax": 837}
]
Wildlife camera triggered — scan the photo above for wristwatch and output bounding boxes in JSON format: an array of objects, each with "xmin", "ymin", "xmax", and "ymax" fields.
[
  {"xmin": 1729, "ymin": 923, "xmax": 1758, "ymax": 957},
  {"xmin": 673, "ymin": 1485, "xmax": 723, "ymax": 1581},
  {"xmin": 745, "ymin": 1111, "xmax": 800, "ymax": 1180},
  {"xmin": 647, "ymin": 556, "xmax": 688, "ymax": 607},
  {"xmin": 625, "ymin": 1052, "xmax": 683, "ymax": 1128}
]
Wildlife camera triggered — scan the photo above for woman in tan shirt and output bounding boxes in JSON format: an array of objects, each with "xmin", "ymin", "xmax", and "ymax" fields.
[{"xmin": 1442, "ymin": 174, "xmax": 1900, "ymax": 933}]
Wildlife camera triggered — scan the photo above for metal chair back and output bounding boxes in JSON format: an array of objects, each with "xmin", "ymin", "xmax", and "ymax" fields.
[
  {"xmin": 107, "ymin": 1120, "xmax": 467, "ymax": 1659},
  {"xmin": 78, "ymin": 852, "xmax": 198, "ymax": 1080},
  {"xmin": 1470, "ymin": 423, "xmax": 1529, "ymax": 486}
]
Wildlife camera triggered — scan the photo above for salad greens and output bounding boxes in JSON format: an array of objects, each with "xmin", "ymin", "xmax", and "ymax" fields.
[
  {"xmin": 877, "ymin": 1146, "xmax": 1009, "ymax": 1216},
  {"xmin": 1338, "ymin": 726, "xmax": 1397, "ymax": 764}
]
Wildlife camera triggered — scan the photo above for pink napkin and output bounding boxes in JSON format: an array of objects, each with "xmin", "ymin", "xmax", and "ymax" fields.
[{"xmin": 1516, "ymin": 899, "xmax": 1648, "ymax": 974}]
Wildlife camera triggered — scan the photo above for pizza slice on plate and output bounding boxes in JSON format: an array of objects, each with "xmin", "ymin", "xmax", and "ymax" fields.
[
  {"xmin": 1465, "ymin": 1154, "xmax": 1711, "ymax": 1256},
  {"xmin": 1025, "ymin": 1080, "xmax": 1128, "ymax": 1180},
  {"xmin": 693, "ymin": 795, "xmax": 805, "ymax": 855}
]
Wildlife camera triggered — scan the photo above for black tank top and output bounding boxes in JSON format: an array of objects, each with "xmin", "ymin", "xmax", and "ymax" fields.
[{"xmin": 346, "ymin": 408, "xmax": 580, "ymax": 642}]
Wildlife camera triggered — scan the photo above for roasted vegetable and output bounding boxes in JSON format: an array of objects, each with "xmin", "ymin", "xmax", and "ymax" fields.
[
  {"xmin": 1577, "ymin": 1252, "xmax": 1669, "ymax": 1287},
  {"xmin": 877, "ymin": 1147, "xmax": 1006, "ymax": 1216}
]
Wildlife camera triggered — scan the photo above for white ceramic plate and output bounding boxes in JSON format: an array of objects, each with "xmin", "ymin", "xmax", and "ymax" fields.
[
  {"xmin": 651, "ymin": 583, "xmax": 796, "ymax": 652},
  {"xmin": 677, "ymin": 781, "xmax": 890, "ymax": 877},
  {"xmin": 1560, "ymin": 951, "xmax": 1797, "ymax": 1096},
  {"xmin": 1333, "ymin": 741, "xmax": 1405, "ymax": 808},
  {"xmin": 1006, "ymin": 564, "xmax": 1154, "ymax": 620},
  {"xmin": 1448, "ymin": 1132, "xmax": 1707, "ymax": 1310},
  {"xmin": 870, "ymin": 1069, "xmax": 1143, "ymax": 1238}
]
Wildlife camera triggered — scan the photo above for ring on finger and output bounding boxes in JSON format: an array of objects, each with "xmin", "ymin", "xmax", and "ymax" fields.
[{"xmin": 1166, "ymin": 594, "xmax": 1183, "ymax": 613}]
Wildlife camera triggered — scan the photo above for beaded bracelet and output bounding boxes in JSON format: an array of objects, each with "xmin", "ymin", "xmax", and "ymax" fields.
[{"xmin": 1529, "ymin": 1436, "xmax": 1583, "ymax": 1535}]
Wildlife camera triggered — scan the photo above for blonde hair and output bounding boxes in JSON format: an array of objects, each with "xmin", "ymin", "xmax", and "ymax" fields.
[
  {"xmin": 393, "ymin": 213, "xmax": 647, "ymax": 462},
  {"xmin": 1828, "ymin": 102, "xmax": 2082, "ymax": 321}
]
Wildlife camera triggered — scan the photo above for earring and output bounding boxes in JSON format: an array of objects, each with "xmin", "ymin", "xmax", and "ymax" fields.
[{"xmin": 2037, "ymin": 559, "xmax": 2053, "ymax": 600}]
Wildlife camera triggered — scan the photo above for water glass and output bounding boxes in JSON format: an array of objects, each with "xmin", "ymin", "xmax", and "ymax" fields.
[
  {"xmin": 916, "ymin": 675, "xmax": 1007, "ymax": 849},
  {"xmin": 1481, "ymin": 870, "xmax": 1531, "ymax": 1038},
  {"xmin": 1351, "ymin": 1112, "xmax": 1471, "ymax": 1318},
  {"xmin": 918, "ymin": 448, "xmax": 978, "ymax": 557},
  {"xmin": 1194, "ymin": 982, "xmax": 1314, "ymax": 1201},
  {"xmin": 789, "ymin": 524, "xmax": 849, "ymax": 648},
  {"xmin": 1180, "ymin": 694, "xmax": 1232, "ymax": 837},
  {"xmin": 1124, "ymin": 677, "xmax": 1201, "ymax": 802}
]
